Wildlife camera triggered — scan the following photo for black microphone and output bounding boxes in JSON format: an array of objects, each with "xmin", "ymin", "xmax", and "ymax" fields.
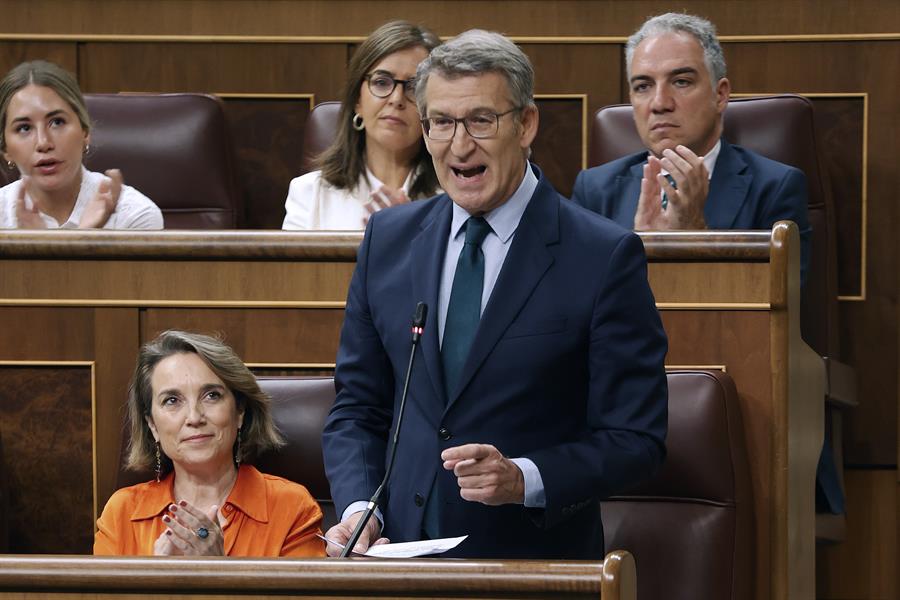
[{"xmin": 340, "ymin": 301, "xmax": 428, "ymax": 557}]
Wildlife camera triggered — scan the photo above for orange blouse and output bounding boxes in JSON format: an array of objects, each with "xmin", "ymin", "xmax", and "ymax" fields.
[{"xmin": 94, "ymin": 465, "xmax": 325, "ymax": 557}]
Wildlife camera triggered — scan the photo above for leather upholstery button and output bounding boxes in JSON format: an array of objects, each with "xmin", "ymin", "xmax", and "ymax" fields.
[
  {"xmin": 414, "ymin": 493, "xmax": 425, "ymax": 507},
  {"xmin": 438, "ymin": 427, "xmax": 452, "ymax": 441}
]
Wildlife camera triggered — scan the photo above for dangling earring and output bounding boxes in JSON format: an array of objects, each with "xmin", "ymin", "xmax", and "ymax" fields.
[
  {"xmin": 352, "ymin": 112, "xmax": 365, "ymax": 131},
  {"xmin": 155, "ymin": 441, "xmax": 162, "ymax": 482},
  {"xmin": 83, "ymin": 144, "xmax": 90, "ymax": 156},
  {"xmin": 234, "ymin": 428, "xmax": 242, "ymax": 467},
  {"xmin": 6, "ymin": 160, "xmax": 14, "ymax": 170}
]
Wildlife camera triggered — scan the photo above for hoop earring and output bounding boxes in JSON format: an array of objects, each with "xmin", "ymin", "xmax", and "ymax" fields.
[
  {"xmin": 234, "ymin": 429, "xmax": 242, "ymax": 467},
  {"xmin": 155, "ymin": 441, "xmax": 162, "ymax": 483},
  {"xmin": 6, "ymin": 161, "xmax": 14, "ymax": 170},
  {"xmin": 352, "ymin": 112, "xmax": 365, "ymax": 131}
]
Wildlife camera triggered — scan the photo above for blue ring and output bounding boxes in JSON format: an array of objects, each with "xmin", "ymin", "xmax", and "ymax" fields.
[{"xmin": 196, "ymin": 527, "xmax": 209, "ymax": 539}]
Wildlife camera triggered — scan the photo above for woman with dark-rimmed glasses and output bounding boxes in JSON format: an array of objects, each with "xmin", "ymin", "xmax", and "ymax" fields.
[{"xmin": 282, "ymin": 21, "xmax": 441, "ymax": 230}]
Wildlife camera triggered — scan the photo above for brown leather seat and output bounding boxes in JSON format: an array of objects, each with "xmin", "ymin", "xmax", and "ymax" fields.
[
  {"xmin": 0, "ymin": 93, "xmax": 241, "ymax": 228},
  {"xmin": 115, "ymin": 376, "xmax": 337, "ymax": 530},
  {"xmin": 83, "ymin": 93, "xmax": 242, "ymax": 229},
  {"xmin": 589, "ymin": 96, "xmax": 855, "ymax": 533},
  {"xmin": 300, "ymin": 101, "xmax": 342, "ymax": 174},
  {"xmin": 602, "ymin": 370, "xmax": 753, "ymax": 600}
]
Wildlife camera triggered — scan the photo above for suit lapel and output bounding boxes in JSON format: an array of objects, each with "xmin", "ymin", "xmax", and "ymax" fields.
[
  {"xmin": 445, "ymin": 171, "xmax": 558, "ymax": 411},
  {"xmin": 706, "ymin": 139, "xmax": 751, "ymax": 229},
  {"xmin": 410, "ymin": 197, "xmax": 453, "ymax": 409}
]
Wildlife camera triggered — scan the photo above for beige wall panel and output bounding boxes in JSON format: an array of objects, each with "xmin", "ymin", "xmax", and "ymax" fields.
[{"xmin": 78, "ymin": 43, "xmax": 347, "ymax": 98}]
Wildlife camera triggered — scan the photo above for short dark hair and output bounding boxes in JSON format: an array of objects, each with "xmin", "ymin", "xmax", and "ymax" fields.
[
  {"xmin": 126, "ymin": 330, "xmax": 284, "ymax": 476},
  {"xmin": 317, "ymin": 20, "xmax": 441, "ymax": 199}
]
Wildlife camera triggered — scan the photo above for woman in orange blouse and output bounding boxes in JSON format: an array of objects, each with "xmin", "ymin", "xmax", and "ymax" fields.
[{"xmin": 94, "ymin": 330, "xmax": 325, "ymax": 557}]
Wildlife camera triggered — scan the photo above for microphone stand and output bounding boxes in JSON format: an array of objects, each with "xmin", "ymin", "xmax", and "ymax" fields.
[{"xmin": 340, "ymin": 302, "xmax": 428, "ymax": 557}]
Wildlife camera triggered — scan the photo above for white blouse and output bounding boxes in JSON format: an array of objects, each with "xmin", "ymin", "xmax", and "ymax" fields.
[
  {"xmin": 282, "ymin": 168, "xmax": 414, "ymax": 231},
  {"xmin": 0, "ymin": 167, "xmax": 163, "ymax": 229}
]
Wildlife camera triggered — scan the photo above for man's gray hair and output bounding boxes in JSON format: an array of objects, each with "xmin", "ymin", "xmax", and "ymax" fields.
[
  {"xmin": 415, "ymin": 29, "xmax": 535, "ymax": 114},
  {"xmin": 625, "ymin": 13, "xmax": 727, "ymax": 86}
]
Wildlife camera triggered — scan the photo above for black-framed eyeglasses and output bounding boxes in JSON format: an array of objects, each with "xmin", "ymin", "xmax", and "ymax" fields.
[
  {"xmin": 420, "ymin": 108, "xmax": 521, "ymax": 141},
  {"xmin": 364, "ymin": 72, "xmax": 417, "ymax": 102}
]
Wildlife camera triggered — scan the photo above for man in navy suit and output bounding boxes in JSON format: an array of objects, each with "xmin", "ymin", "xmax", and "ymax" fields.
[
  {"xmin": 571, "ymin": 13, "xmax": 811, "ymax": 284},
  {"xmin": 322, "ymin": 30, "xmax": 668, "ymax": 559}
]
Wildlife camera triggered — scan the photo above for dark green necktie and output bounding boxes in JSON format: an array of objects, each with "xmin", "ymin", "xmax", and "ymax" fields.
[{"xmin": 441, "ymin": 216, "xmax": 492, "ymax": 398}]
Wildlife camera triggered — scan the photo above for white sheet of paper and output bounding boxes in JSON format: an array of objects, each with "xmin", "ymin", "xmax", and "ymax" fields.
[{"xmin": 363, "ymin": 535, "xmax": 468, "ymax": 558}]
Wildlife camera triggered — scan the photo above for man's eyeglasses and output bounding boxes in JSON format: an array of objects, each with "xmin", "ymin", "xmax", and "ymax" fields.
[
  {"xmin": 420, "ymin": 108, "xmax": 520, "ymax": 141},
  {"xmin": 365, "ymin": 72, "xmax": 416, "ymax": 102}
]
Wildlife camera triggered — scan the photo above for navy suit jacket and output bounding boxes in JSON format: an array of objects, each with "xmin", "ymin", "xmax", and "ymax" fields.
[
  {"xmin": 323, "ymin": 166, "xmax": 668, "ymax": 559},
  {"xmin": 571, "ymin": 138, "xmax": 811, "ymax": 285}
]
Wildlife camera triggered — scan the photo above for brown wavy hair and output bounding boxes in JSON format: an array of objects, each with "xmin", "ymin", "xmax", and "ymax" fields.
[
  {"xmin": 317, "ymin": 20, "xmax": 441, "ymax": 199},
  {"xmin": 125, "ymin": 330, "xmax": 284, "ymax": 477}
]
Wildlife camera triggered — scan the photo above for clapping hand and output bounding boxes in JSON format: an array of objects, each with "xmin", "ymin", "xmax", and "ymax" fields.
[
  {"xmin": 361, "ymin": 185, "xmax": 410, "ymax": 226},
  {"xmin": 154, "ymin": 501, "xmax": 225, "ymax": 556},
  {"xmin": 79, "ymin": 169, "xmax": 123, "ymax": 229},
  {"xmin": 634, "ymin": 145, "xmax": 708, "ymax": 230},
  {"xmin": 14, "ymin": 176, "xmax": 46, "ymax": 229}
]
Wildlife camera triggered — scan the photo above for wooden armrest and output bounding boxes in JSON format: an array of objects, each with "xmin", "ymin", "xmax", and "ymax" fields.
[
  {"xmin": 602, "ymin": 550, "xmax": 637, "ymax": 600},
  {"xmin": 824, "ymin": 357, "xmax": 858, "ymax": 408}
]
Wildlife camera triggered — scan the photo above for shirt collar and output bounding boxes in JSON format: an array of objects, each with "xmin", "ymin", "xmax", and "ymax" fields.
[
  {"xmin": 364, "ymin": 166, "xmax": 414, "ymax": 194},
  {"xmin": 129, "ymin": 465, "xmax": 268, "ymax": 523},
  {"xmin": 449, "ymin": 160, "xmax": 537, "ymax": 244},
  {"xmin": 658, "ymin": 139, "xmax": 722, "ymax": 181}
]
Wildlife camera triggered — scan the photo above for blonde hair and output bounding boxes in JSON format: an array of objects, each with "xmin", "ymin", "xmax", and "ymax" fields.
[{"xmin": 0, "ymin": 60, "xmax": 91, "ymax": 152}]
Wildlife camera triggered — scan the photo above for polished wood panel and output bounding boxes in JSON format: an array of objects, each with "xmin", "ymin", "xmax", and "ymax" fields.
[
  {"xmin": 78, "ymin": 43, "xmax": 347, "ymax": 98},
  {"xmin": 816, "ymin": 470, "xmax": 898, "ymax": 599},
  {"xmin": 0, "ymin": 228, "xmax": 817, "ymax": 600},
  {"xmin": 532, "ymin": 97, "xmax": 583, "ymax": 197},
  {"xmin": 3, "ymin": 1, "xmax": 900, "ymax": 36},
  {"xmin": 222, "ymin": 97, "xmax": 312, "ymax": 229},
  {"xmin": 725, "ymin": 40, "xmax": 898, "ymax": 468},
  {"xmin": 811, "ymin": 97, "xmax": 865, "ymax": 298},
  {"xmin": 0, "ymin": 42, "xmax": 76, "ymax": 74},
  {"xmin": 0, "ymin": 366, "xmax": 93, "ymax": 554},
  {"xmin": 141, "ymin": 309, "xmax": 344, "ymax": 363},
  {"xmin": 0, "ymin": 553, "xmax": 635, "ymax": 600}
]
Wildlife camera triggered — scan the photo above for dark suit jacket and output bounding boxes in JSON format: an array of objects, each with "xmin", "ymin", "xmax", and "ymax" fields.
[
  {"xmin": 571, "ymin": 138, "xmax": 811, "ymax": 285},
  {"xmin": 323, "ymin": 165, "xmax": 668, "ymax": 559}
]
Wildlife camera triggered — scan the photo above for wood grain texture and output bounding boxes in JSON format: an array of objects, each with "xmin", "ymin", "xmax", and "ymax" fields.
[
  {"xmin": 78, "ymin": 43, "xmax": 346, "ymax": 99},
  {"xmin": 0, "ymin": 554, "xmax": 632, "ymax": 600},
  {"xmin": 816, "ymin": 470, "xmax": 898, "ymax": 599},
  {"xmin": 140, "ymin": 309, "xmax": 344, "ymax": 364},
  {"xmin": 3, "ymin": 1, "xmax": 900, "ymax": 36},
  {"xmin": 0, "ymin": 366, "xmax": 93, "ymax": 554},
  {"xmin": 222, "ymin": 97, "xmax": 312, "ymax": 229}
]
